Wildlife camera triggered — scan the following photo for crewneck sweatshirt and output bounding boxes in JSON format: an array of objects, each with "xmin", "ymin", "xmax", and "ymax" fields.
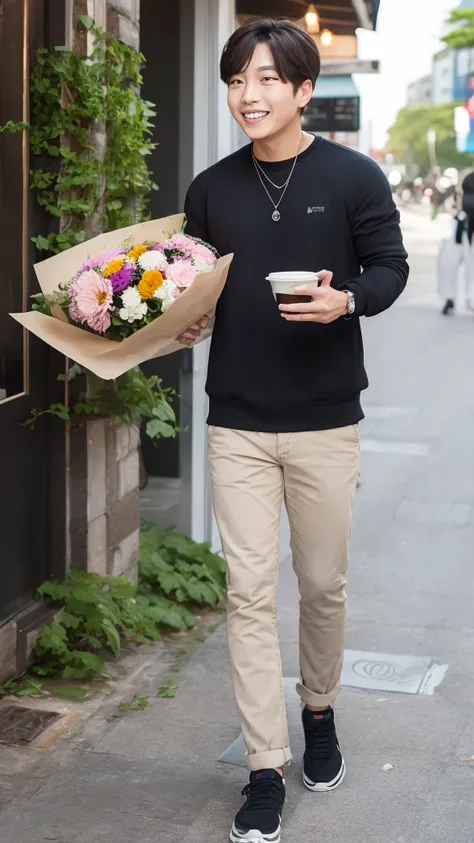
[{"xmin": 184, "ymin": 137, "xmax": 409, "ymax": 432}]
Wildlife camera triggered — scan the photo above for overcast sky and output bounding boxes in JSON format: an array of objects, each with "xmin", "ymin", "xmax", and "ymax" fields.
[{"xmin": 354, "ymin": 0, "xmax": 456, "ymax": 147}]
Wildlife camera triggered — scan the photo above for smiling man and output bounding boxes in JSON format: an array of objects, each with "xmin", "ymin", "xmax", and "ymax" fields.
[{"xmin": 184, "ymin": 17, "xmax": 408, "ymax": 843}]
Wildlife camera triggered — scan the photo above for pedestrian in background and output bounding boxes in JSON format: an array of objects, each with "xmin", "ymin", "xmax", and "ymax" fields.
[{"xmin": 438, "ymin": 175, "xmax": 474, "ymax": 315}]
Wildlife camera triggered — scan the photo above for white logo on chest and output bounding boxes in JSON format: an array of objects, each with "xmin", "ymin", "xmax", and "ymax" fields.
[{"xmin": 307, "ymin": 206, "xmax": 325, "ymax": 214}]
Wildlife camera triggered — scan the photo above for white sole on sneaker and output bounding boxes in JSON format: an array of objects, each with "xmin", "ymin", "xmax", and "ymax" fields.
[
  {"xmin": 229, "ymin": 820, "xmax": 281, "ymax": 843},
  {"xmin": 303, "ymin": 757, "xmax": 346, "ymax": 792}
]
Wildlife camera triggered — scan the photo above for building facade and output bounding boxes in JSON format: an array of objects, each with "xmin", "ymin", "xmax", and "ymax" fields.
[
  {"xmin": 407, "ymin": 74, "xmax": 433, "ymax": 107},
  {"xmin": 0, "ymin": 0, "xmax": 377, "ymax": 680}
]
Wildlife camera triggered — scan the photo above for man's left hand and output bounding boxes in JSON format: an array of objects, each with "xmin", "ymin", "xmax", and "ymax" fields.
[{"xmin": 279, "ymin": 270, "xmax": 348, "ymax": 324}]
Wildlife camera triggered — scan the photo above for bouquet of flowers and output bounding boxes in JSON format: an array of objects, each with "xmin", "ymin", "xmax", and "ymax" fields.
[
  {"xmin": 45, "ymin": 232, "xmax": 219, "ymax": 338},
  {"xmin": 11, "ymin": 214, "xmax": 232, "ymax": 379}
]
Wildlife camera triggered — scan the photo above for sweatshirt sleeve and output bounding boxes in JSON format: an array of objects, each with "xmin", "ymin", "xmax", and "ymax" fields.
[
  {"xmin": 343, "ymin": 159, "xmax": 409, "ymax": 317},
  {"xmin": 184, "ymin": 174, "xmax": 210, "ymax": 242}
]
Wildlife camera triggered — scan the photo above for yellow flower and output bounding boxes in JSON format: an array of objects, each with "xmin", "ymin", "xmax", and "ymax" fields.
[
  {"xmin": 103, "ymin": 258, "xmax": 124, "ymax": 277},
  {"xmin": 127, "ymin": 244, "xmax": 147, "ymax": 260},
  {"xmin": 138, "ymin": 270, "xmax": 163, "ymax": 299}
]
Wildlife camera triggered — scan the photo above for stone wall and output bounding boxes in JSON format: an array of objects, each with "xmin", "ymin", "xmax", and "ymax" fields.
[
  {"xmin": 71, "ymin": 420, "xmax": 141, "ymax": 583},
  {"xmin": 107, "ymin": 0, "xmax": 140, "ymax": 51}
]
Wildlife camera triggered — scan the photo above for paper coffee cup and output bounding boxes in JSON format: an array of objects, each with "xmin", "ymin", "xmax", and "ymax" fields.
[{"xmin": 266, "ymin": 271, "xmax": 320, "ymax": 305}]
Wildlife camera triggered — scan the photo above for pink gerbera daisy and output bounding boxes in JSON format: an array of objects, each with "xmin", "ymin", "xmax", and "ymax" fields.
[{"xmin": 70, "ymin": 270, "xmax": 113, "ymax": 334}]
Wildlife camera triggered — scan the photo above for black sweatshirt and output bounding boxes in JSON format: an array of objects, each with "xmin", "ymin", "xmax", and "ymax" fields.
[{"xmin": 184, "ymin": 137, "xmax": 409, "ymax": 433}]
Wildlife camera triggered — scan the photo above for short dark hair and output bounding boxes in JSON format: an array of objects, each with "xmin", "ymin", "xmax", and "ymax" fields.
[{"xmin": 220, "ymin": 17, "xmax": 321, "ymax": 93}]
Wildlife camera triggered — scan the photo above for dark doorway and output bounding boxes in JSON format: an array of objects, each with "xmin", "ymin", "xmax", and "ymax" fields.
[{"xmin": 0, "ymin": 0, "xmax": 66, "ymax": 623}]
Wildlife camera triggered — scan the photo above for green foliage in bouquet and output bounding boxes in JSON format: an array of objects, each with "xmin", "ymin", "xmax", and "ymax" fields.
[
  {"xmin": 21, "ymin": 527, "xmax": 226, "ymax": 682},
  {"xmin": 26, "ymin": 364, "xmax": 177, "ymax": 441}
]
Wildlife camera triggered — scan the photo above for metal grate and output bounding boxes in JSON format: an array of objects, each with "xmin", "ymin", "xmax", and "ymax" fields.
[{"xmin": 0, "ymin": 705, "xmax": 60, "ymax": 746}]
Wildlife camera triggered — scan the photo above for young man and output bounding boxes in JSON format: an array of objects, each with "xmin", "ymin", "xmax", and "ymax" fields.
[{"xmin": 183, "ymin": 17, "xmax": 408, "ymax": 843}]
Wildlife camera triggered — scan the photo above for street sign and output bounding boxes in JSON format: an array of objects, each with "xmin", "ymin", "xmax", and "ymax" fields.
[
  {"xmin": 302, "ymin": 95, "xmax": 360, "ymax": 133},
  {"xmin": 319, "ymin": 59, "xmax": 380, "ymax": 76}
]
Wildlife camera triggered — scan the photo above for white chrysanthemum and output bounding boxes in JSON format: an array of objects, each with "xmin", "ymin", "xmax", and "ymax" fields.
[
  {"xmin": 154, "ymin": 279, "xmax": 178, "ymax": 301},
  {"xmin": 119, "ymin": 286, "xmax": 148, "ymax": 323},
  {"xmin": 138, "ymin": 250, "xmax": 168, "ymax": 272},
  {"xmin": 161, "ymin": 297, "xmax": 175, "ymax": 312},
  {"xmin": 191, "ymin": 255, "xmax": 213, "ymax": 274}
]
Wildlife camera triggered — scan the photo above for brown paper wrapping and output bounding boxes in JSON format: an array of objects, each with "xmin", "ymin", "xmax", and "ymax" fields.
[{"xmin": 10, "ymin": 214, "xmax": 232, "ymax": 380}]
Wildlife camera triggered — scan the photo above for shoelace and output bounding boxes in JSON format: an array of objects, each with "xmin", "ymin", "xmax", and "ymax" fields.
[
  {"xmin": 305, "ymin": 719, "xmax": 333, "ymax": 762},
  {"xmin": 241, "ymin": 778, "xmax": 282, "ymax": 812}
]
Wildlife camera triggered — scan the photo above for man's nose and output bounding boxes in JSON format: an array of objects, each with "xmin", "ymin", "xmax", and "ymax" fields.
[{"xmin": 241, "ymin": 83, "xmax": 260, "ymax": 104}]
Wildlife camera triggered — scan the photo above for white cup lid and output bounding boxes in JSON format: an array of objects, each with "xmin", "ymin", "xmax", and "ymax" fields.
[{"xmin": 266, "ymin": 271, "xmax": 319, "ymax": 282}]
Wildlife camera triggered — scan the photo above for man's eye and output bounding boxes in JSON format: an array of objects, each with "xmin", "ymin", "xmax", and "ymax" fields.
[
  {"xmin": 229, "ymin": 79, "xmax": 242, "ymax": 86},
  {"xmin": 262, "ymin": 76, "xmax": 278, "ymax": 82}
]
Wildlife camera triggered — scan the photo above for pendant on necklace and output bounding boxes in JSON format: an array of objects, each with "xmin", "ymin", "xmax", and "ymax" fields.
[{"xmin": 272, "ymin": 210, "xmax": 281, "ymax": 222}]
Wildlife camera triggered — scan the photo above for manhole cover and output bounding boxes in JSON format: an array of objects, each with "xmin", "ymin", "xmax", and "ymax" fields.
[{"xmin": 0, "ymin": 705, "xmax": 60, "ymax": 745}]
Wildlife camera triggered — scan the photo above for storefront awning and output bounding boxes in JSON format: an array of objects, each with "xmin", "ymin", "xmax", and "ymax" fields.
[{"xmin": 313, "ymin": 74, "xmax": 360, "ymax": 99}]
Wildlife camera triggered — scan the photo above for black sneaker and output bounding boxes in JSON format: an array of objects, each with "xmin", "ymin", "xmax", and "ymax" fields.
[
  {"xmin": 230, "ymin": 769, "xmax": 285, "ymax": 843},
  {"xmin": 442, "ymin": 298, "xmax": 455, "ymax": 315},
  {"xmin": 302, "ymin": 706, "xmax": 345, "ymax": 792}
]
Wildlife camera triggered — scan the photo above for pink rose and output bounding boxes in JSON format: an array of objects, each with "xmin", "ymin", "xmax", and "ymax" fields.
[
  {"xmin": 166, "ymin": 260, "xmax": 197, "ymax": 288},
  {"xmin": 191, "ymin": 242, "xmax": 216, "ymax": 265},
  {"xmin": 169, "ymin": 233, "xmax": 195, "ymax": 254}
]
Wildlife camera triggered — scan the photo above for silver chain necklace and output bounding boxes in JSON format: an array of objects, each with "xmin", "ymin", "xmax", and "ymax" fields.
[
  {"xmin": 251, "ymin": 134, "xmax": 304, "ymax": 222},
  {"xmin": 252, "ymin": 156, "xmax": 293, "ymax": 190}
]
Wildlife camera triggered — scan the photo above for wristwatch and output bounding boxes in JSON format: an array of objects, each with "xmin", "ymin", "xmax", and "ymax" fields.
[{"xmin": 344, "ymin": 290, "xmax": 356, "ymax": 317}]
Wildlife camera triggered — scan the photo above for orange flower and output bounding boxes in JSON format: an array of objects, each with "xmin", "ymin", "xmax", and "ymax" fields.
[
  {"xmin": 137, "ymin": 270, "xmax": 164, "ymax": 299},
  {"xmin": 103, "ymin": 258, "xmax": 124, "ymax": 277},
  {"xmin": 127, "ymin": 244, "xmax": 147, "ymax": 260}
]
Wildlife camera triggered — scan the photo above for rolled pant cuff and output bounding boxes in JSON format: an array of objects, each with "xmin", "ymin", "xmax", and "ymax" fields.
[
  {"xmin": 246, "ymin": 746, "xmax": 292, "ymax": 771},
  {"xmin": 296, "ymin": 681, "xmax": 339, "ymax": 709}
]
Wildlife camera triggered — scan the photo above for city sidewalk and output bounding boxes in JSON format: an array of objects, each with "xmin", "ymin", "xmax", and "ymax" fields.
[{"xmin": 1, "ymin": 208, "xmax": 474, "ymax": 842}]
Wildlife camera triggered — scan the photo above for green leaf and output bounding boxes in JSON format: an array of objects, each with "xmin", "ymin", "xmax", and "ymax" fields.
[
  {"xmin": 69, "ymin": 650, "xmax": 104, "ymax": 673},
  {"xmin": 32, "ymin": 235, "xmax": 54, "ymax": 252},
  {"xmin": 146, "ymin": 419, "xmax": 176, "ymax": 439},
  {"xmin": 157, "ymin": 681, "xmax": 176, "ymax": 699},
  {"xmin": 38, "ymin": 581, "xmax": 68, "ymax": 600},
  {"xmin": 79, "ymin": 14, "xmax": 94, "ymax": 30},
  {"xmin": 47, "ymin": 683, "xmax": 91, "ymax": 700},
  {"xmin": 102, "ymin": 622, "xmax": 121, "ymax": 657},
  {"xmin": 61, "ymin": 666, "xmax": 88, "ymax": 680},
  {"xmin": 151, "ymin": 402, "xmax": 176, "ymax": 422},
  {"xmin": 57, "ymin": 610, "xmax": 80, "ymax": 630}
]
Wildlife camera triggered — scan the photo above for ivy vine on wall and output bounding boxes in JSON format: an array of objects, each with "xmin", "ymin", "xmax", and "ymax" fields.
[
  {"xmin": 29, "ymin": 14, "xmax": 157, "ymax": 254},
  {"xmin": 0, "ymin": 15, "xmax": 177, "ymax": 436}
]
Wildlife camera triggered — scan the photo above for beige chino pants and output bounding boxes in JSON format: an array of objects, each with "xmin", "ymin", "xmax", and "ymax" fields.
[{"xmin": 208, "ymin": 425, "xmax": 360, "ymax": 771}]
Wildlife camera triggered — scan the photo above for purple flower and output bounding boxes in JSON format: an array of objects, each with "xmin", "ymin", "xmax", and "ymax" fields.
[
  {"xmin": 109, "ymin": 264, "xmax": 134, "ymax": 293},
  {"xmin": 151, "ymin": 243, "xmax": 166, "ymax": 252},
  {"xmin": 73, "ymin": 248, "xmax": 127, "ymax": 281}
]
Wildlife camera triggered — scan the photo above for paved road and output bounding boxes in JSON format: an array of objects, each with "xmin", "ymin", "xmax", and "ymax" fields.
[{"xmin": 1, "ymin": 208, "xmax": 474, "ymax": 842}]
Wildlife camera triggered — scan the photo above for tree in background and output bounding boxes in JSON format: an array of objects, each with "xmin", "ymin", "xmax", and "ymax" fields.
[
  {"xmin": 386, "ymin": 104, "xmax": 473, "ymax": 176},
  {"xmin": 386, "ymin": 6, "xmax": 474, "ymax": 177},
  {"xmin": 442, "ymin": 8, "xmax": 474, "ymax": 49}
]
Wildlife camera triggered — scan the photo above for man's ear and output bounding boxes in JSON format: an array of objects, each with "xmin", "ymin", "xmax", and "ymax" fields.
[{"xmin": 298, "ymin": 79, "xmax": 314, "ymax": 110}]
